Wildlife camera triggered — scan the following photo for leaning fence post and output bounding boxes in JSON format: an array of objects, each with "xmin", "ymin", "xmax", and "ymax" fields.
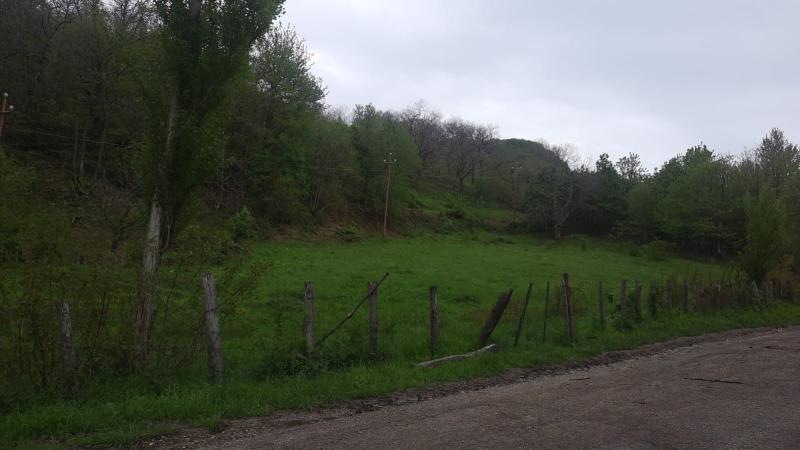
[
  {"xmin": 57, "ymin": 299, "xmax": 78, "ymax": 394},
  {"xmin": 562, "ymin": 273, "xmax": 575, "ymax": 342},
  {"xmin": 304, "ymin": 282, "xmax": 316, "ymax": 355},
  {"xmin": 478, "ymin": 289, "xmax": 514, "ymax": 346},
  {"xmin": 598, "ymin": 281, "xmax": 606, "ymax": 329},
  {"xmin": 368, "ymin": 281, "xmax": 378, "ymax": 356},
  {"xmin": 514, "ymin": 283, "xmax": 533, "ymax": 347},
  {"xmin": 202, "ymin": 272, "xmax": 224, "ymax": 384},
  {"xmin": 429, "ymin": 286, "xmax": 439, "ymax": 357}
]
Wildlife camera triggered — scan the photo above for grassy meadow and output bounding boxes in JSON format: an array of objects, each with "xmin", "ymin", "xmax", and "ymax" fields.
[{"xmin": 4, "ymin": 230, "xmax": 800, "ymax": 448}]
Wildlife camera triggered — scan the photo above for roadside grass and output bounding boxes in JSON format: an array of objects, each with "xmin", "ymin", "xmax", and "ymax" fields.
[{"xmin": 3, "ymin": 231, "xmax": 799, "ymax": 448}]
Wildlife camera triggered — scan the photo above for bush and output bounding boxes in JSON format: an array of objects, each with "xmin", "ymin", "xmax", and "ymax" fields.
[
  {"xmin": 336, "ymin": 225, "xmax": 362, "ymax": 243},
  {"xmin": 228, "ymin": 207, "xmax": 256, "ymax": 243},
  {"xmin": 740, "ymin": 186, "xmax": 788, "ymax": 284}
]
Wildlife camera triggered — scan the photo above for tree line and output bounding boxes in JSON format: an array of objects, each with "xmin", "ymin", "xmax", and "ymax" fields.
[{"xmin": 1, "ymin": 0, "xmax": 799, "ymax": 364}]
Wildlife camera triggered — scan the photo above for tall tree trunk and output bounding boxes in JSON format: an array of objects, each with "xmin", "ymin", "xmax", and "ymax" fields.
[
  {"xmin": 554, "ymin": 224, "xmax": 562, "ymax": 240},
  {"xmin": 134, "ymin": 197, "xmax": 162, "ymax": 363},
  {"xmin": 133, "ymin": 92, "xmax": 177, "ymax": 365}
]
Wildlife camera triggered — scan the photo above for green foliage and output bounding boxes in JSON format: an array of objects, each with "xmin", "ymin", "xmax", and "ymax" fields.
[
  {"xmin": 352, "ymin": 104, "xmax": 421, "ymax": 218},
  {"xmin": 740, "ymin": 186, "xmax": 788, "ymax": 283},
  {"xmin": 228, "ymin": 207, "xmax": 256, "ymax": 243},
  {"xmin": 335, "ymin": 225, "xmax": 362, "ymax": 243},
  {"xmin": 7, "ymin": 232, "xmax": 800, "ymax": 448},
  {"xmin": 0, "ymin": 148, "xmax": 31, "ymax": 261},
  {"xmin": 141, "ymin": 0, "xmax": 286, "ymax": 235}
]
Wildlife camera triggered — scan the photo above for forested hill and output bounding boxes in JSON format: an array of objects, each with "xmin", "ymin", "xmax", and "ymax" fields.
[{"xmin": 1, "ymin": 0, "xmax": 799, "ymax": 277}]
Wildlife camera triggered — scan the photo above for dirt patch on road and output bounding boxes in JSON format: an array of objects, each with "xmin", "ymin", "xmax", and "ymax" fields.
[{"xmin": 140, "ymin": 326, "xmax": 784, "ymax": 449}]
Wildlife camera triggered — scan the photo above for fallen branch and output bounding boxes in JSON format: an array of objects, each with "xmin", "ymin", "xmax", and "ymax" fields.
[{"xmin": 415, "ymin": 344, "xmax": 498, "ymax": 368}]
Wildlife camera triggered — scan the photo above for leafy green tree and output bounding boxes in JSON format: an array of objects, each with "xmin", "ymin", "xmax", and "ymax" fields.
[
  {"xmin": 135, "ymin": 0, "xmax": 285, "ymax": 362},
  {"xmin": 525, "ymin": 145, "xmax": 576, "ymax": 239},
  {"xmin": 650, "ymin": 145, "xmax": 740, "ymax": 255},
  {"xmin": 616, "ymin": 152, "xmax": 647, "ymax": 187},
  {"xmin": 304, "ymin": 112, "xmax": 356, "ymax": 219},
  {"xmin": 755, "ymin": 128, "xmax": 799, "ymax": 192},
  {"xmin": 351, "ymin": 104, "xmax": 420, "ymax": 220},
  {"xmin": 740, "ymin": 186, "xmax": 788, "ymax": 284},
  {"xmin": 220, "ymin": 21, "xmax": 326, "ymax": 224},
  {"xmin": 623, "ymin": 182, "xmax": 660, "ymax": 242},
  {"xmin": 585, "ymin": 153, "xmax": 627, "ymax": 234}
]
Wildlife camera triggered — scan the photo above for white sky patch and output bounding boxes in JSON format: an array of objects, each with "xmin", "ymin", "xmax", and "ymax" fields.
[{"xmin": 283, "ymin": 0, "xmax": 800, "ymax": 169}]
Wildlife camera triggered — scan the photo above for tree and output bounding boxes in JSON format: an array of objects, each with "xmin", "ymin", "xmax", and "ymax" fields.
[
  {"xmin": 134, "ymin": 0, "xmax": 285, "ymax": 363},
  {"xmin": 740, "ymin": 186, "xmax": 788, "ymax": 284},
  {"xmin": 442, "ymin": 118, "xmax": 478, "ymax": 194},
  {"xmin": 525, "ymin": 145, "xmax": 576, "ymax": 239},
  {"xmin": 616, "ymin": 152, "xmax": 647, "ymax": 187},
  {"xmin": 220, "ymin": 21, "xmax": 326, "ymax": 222},
  {"xmin": 399, "ymin": 100, "xmax": 442, "ymax": 170},
  {"xmin": 655, "ymin": 145, "xmax": 739, "ymax": 255},
  {"xmin": 755, "ymin": 128, "xmax": 799, "ymax": 193},
  {"xmin": 585, "ymin": 153, "xmax": 627, "ymax": 235},
  {"xmin": 351, "ymin": 104, "xmax": 419, "ymax": 219}
]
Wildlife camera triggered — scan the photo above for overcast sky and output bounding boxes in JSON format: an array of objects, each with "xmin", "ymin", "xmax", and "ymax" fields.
[{"xmin": 283, "ymin": 0, "xmax": 800, "ymax": 169}]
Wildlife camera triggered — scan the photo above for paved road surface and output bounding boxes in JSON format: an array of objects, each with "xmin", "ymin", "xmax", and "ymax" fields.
[{"xmin": 159, "ymin": 328, "xmax": 800, "ymax": 449}]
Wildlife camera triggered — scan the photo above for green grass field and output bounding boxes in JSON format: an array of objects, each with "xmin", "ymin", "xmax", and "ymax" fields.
[{"xmin": 4, "ymin": 231, "xmax": 800, "ymax": 448}]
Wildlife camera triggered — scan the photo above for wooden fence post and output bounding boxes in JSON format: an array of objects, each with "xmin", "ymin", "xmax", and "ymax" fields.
[
  {"xmin": 202, "ymin": 272, "xmax": 224, "ymax": 384},
  {"xmin": 304, "ymin": 282, "xmax": 316, "ymax": 355},
  {"xmin": 562, "ymin": 273, "xmax": 575, "ymax": 342},
  {"xmin": 620, "ymin": 279, "xmax": 628, "ymax": 315},
  {"xmin": 514, "ymin": 283, "xmax": 533, "ymax": 347},
  {"xmin": 57, "ymin": 299, "xmax": 78, "ymax": 394},
  {"xmin": 649, "ymin": 280, "xmax": 658, "ymax": 319},
  {"xmin": 683, "ymin": 279, "xmax": 689, "ymax": 313},
  {"xmin": 751, "ymin": 281, "xmax": 761, "ymax": 306},
  {"xmin": 429, "ymin": 286, "xmax": 439, "ymax": 357},
  {"xmin": 634, "ymin": 280, "xmax": 642, "ymax": 319},
  {"xmin": 478, "ymin": 289, "xmax": 513, "ymax": 346},
  {"xmin": 598, "ymin": 281, "xmax": 606, "ymax": 329},
  {"xmin": 542, "ymin": 281, "xmax": 551, "ymax": 343},
  {"xmin": 697, "ymin": 279, "xmax": 705, "ymax": 311},
  {"xmin": 666, "ymin": 278, "xmax": 674, "ymax": 313},
  {"xmin": 368, "ymin": 281, "xmax": 378, "ymax": 356}
]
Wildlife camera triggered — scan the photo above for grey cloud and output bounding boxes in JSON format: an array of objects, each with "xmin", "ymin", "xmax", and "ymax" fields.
[{"xmin": 284, "ymin": 0, "xmax": 800, "ymax": 169}]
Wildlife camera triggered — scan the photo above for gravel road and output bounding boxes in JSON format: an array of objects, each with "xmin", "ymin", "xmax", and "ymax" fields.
[{"xmin": 148, "ymin": 327, "xmax": 800, "ymax": 449}]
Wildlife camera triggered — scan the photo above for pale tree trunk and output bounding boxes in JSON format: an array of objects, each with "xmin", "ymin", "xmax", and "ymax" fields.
[
  {"xmin": 134, "ymin": 92, "xmax": 177, "ymax": 365},
  {"xmin": 134, "ymin": 197, "xmax": 162, "ymax": 363}
]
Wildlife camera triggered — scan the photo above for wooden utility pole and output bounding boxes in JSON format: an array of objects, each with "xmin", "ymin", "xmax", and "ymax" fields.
[
  {"xmin": 382, "ymin": 152, "xmax": 397, "ymax": 239},
  {"xmin": 0, "ymin": 92, "xmax": 14, "ymax": 140}
]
